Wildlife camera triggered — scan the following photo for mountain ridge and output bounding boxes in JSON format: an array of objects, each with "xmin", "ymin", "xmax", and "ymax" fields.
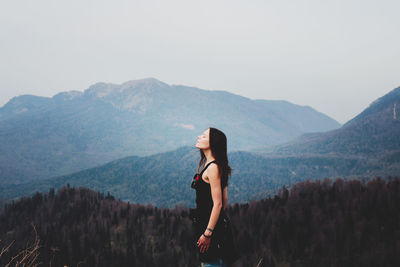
[
  {"xmin": 1, "ymin": 143, "xmax": 397, "ymax": 208},
  {"xmin": 271, "ymin": 85, "xmax": 400, "ymax": 156},
  {"xmin": 0, "ymin": 78, "xmax": 340, "ymax": 184}
]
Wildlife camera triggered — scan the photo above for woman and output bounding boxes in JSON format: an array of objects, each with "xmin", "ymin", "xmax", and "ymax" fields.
[{"xmin": 191, "ymin": 127, "xmax": 236, "ymax": 267}]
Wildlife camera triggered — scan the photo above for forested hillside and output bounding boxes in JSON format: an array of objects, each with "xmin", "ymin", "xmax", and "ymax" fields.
[
  {"xmin": 2, "ymin": 146, "xmax": 395, "ymax": 209},
  {"xmin": 1, "ymin": 177, "xmax": 399, "ymax": 267},
  {"xmin": 273, "ymin": 86, "xmax": 400, "ymax": 157}
]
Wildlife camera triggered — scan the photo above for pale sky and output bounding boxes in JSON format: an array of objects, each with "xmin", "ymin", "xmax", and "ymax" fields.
[{"xmin": 1, "ymin": 0, "xmax": 399, "ymax": 124}]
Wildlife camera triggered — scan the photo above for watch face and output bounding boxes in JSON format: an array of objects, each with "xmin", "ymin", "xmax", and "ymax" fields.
[{"xmin": 191, "ymin": 173, "xmax": 200, "ymax": 189}]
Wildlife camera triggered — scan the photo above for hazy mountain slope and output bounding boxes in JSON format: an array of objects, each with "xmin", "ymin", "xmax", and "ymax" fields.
[
  {"xmin": 1, "ymin": 145, "xmax": 395, "ymax": 208},
  {"xmin": 4, "ymin": 86, "xmax": 400, "ymax": 207},
  {"xmin": 0, "ymin": 78, "xmax": 340, "ymax": 184},
  {"xmin": 272, "ymin": 86, "xmax": 400, "ymax": 156}
]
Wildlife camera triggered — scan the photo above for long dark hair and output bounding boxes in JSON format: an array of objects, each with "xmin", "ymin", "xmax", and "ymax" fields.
[{"xmin": 197, "ymin": 127, "xmax": 232, "ymax": 188}]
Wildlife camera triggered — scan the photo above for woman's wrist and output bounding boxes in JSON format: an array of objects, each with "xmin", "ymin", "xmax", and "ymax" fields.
[
  {"xmin": 203, "ymin": 233, "xmax": 212, "ymax": 239},
  {"xmin": 204, "ymin": 228, "xmax": 213, "ymax": 236}
]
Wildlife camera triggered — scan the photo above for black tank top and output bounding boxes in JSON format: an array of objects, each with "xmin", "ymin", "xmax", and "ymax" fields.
[
  {"xmin": 191, "ymin": 160, "xmax": 230, "ymax": 262},
  {"xmin": 192, "ymin": 160, "xmax": 217, "ymax": 220}
]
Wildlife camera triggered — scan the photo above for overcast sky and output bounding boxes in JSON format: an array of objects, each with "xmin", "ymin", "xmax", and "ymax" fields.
[{"xmin": 1, "ymin": 0, "xmax": 399, "ymax": 124}]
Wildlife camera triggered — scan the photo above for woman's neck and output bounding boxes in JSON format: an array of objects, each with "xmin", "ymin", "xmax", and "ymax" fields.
[{"xmin": 202, "ymin": 149, "xmax": 215, "ymax": 163}]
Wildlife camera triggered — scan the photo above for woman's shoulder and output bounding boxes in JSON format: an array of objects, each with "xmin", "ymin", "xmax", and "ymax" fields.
[
  {"xmin": 207, "ymin": 160, "xmax": 219, "ymax": 168},
  {"xmin": 204, "ymin": 162, "xmax": 220, "ymax": 178}
]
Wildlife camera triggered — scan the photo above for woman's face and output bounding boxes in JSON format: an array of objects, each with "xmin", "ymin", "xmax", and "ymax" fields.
[{"xmin": 195, "ymin": 128, "xmax": 210, "ymax": 150}]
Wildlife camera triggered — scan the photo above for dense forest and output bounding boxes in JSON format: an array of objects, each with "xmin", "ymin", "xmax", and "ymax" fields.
[{"xmin": 1, "ymin": 177, "xmax": 399, "ymax": 266}]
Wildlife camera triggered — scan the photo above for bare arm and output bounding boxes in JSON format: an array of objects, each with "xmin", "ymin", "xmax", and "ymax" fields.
[
  {"xmin": 204, "ymin": 164, "xmax": 223, "ymax": 236},
  {"xmin": 197, "ymin": 163, "xmax": 224, "ymax": 252}
]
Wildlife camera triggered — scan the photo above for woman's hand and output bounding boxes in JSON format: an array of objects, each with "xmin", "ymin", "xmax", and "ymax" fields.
[{"xmin": 197, "ymin": 234, "xmax": 211, "ymax": 253}]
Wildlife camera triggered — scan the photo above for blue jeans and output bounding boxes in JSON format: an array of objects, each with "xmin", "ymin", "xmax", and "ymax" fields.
[{"xmin": 201, "ymin": 258, "xmax": 227, "ymax": 267}]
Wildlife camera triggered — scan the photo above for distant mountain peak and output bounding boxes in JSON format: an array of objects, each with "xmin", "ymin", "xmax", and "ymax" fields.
[
  {"xmin": 368, "ymin": 86, "xmax": 400, "ymax": 108},
  {"xmin": 273, "ymin": 85, "xmax": 400, "ymax": 156},
  {"xmin": 84, "ymin": 82, "xmax": 119, "ymax": 98},
  {"xmin": 344, "ymin": 85, "xmax": 400, "ymax": 127},
  {"xmin": 121, "ymin": 77, "xmax": 169, "ymax": 88},
  {"xmin": 0, "ymin": 95, "xmax": 52, "ymax": 117},
  {"xmin": 84, "ymin": 78, "xmax": 170, "ymax": 99},
  {"xmin": 53, "ymin": 90, "xmax": 83, "ymax": 101}
]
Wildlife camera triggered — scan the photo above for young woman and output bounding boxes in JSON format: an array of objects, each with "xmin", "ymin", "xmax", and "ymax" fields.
[{"xmin": 191, "ymin": 127, "xmax": 233, "ymax": 267}]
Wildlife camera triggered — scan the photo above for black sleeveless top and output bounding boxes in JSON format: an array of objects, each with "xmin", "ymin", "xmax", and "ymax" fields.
[
  {"xmin": 191, "ymin": 160, "xmax": 228, "ymax": 262},
  {"xmin": 192, "ymin": 160, "xmax": 217, "ymax": 220}
]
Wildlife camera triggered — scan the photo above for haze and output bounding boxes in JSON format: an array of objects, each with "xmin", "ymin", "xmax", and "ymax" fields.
[{"xmin": 1, "ymin": 0, "xmax": 399, "ymax": 124}]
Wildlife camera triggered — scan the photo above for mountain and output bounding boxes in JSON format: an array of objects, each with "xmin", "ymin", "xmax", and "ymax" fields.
[
  {"xmin": 0, "ymin": 88, "xmax": 400, "ymax": 207},
  {"xmin": 0, "ymin": 78, "xmax": 340, "ymax": 184},
  {"xmin": 271, "ymin": 86, "xmax": 400, "ymax": 156},
  {"xmin": 1, "ymin": 85, "xmax": 399, "ymax": 207},
  {"xmin": 1, "ymin": 145, "xmax": 395, "ymax": 209}
]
